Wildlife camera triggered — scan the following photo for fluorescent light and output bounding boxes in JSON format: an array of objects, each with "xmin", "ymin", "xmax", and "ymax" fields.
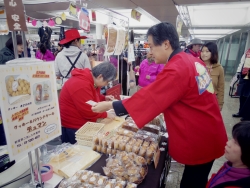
[
  {"xmin": 133, "ymin": 29, "xmax": 148, "ymax": 34},
  {"xmin": 189, "ymin": 29, "xmax": 240, "ymax": 35},
  {"xmin": 192, "ymin": 34, "xmax": 226, "ymax": 39},
  {"xmin": 187, "ymin": 2, "xmax": 250, "ymax": 26}
]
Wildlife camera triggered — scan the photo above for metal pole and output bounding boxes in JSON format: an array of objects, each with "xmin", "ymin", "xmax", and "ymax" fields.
[
  {"xmin": 11, "ymin": 32, "xmax": 19, "ymax": 59},
  {"xmin": 21, "ymin": 32, "xmax": 28, "ymax": 57},
  {"xmin": 28, "ymin": 151, "xmax": 36, "ymax": 185},
  {"xmin": 35, "ymin": 148, "xmax": 43, "ymax": 187}
]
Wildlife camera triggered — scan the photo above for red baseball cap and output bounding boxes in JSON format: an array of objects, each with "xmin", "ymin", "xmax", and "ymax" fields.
[{"xmin": 59, "ymin": 29, "xmax": 87, "ymax": 45}]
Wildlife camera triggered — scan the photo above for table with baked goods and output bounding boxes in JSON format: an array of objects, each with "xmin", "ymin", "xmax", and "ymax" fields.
[{"xmin": 52, "ymin": 116, "xmax": 171, "ymax": 188}]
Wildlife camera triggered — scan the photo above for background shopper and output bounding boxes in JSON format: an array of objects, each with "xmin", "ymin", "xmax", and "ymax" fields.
[
  {"xmin": 55, "ymin": 29, "xmax": 91, "ymax": 85},
  {"xmin": 200, "ymin": 42, "xmax": 225, "ymax": 110},
  {"xmin": 0, "ymin": 35, "xmax": 23, "ymax": 64},
  {"xmin": 185, "ymin": 38, "xmax": 203, "ymax": 58},
  {"xmin": 206, "ymin": 121, "xmax": 250, "ymax": 188},
  {"xmin": 232, "ymin": 49, "xmax": 250, "ymax": 121},
  {"xmin": 35, "ymin": 43, "xmax": 55, "ymax": 61},
  {"xmin": 92, "ymin": 22, "xmax": 227, "ymax": 188},
  {"xmin": 135, "ymin": 50, "xmax": 164, "ymax": 90}
]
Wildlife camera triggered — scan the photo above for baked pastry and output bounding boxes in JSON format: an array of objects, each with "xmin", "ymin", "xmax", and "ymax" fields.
[
  {"xmin": 125, "ymin": 144, "xmax": 132, "ymax": 153},
  {"xmin": 139, "ymin": 167, "xmax": 146, "ymax": 177},
  {"xmin": 127, "ymin": 166, "xmax": 139, "ymax": 176},
  {"xmin": 128, "ymin": 175, "xmax": 140, "ymax": 183},
  {"xmin": 114, "ymin": 181, "xmax": 126, "ymax": 188},
  {"xmin": 135, "ymin": 156, "xmax": 147, "ymax": 166},
  {"xmin": 80, "ymin": 170, "xmax": 93, "ymax": 183},
  {"xmin": 101, "ymin": 147, "xmax": 107, "ymax": 154},
  {"xmin": 116, "ymin": 176, "xmax": 127, "ymax": 181},
  {"xmin": 138, "ymin": 146, "xmax": 147, "ymax": 157},
  {"xmin": 125, "ymin": 182, "xmax": 137, "ymax": 188},
  {"xmin": 132, "ymin": 145, "xmax": 140, "ymax": 154},
  {"xmin": 97, "ymin": 176, "xmax": 108, "ymax": 186},
  {"xmin": 103, "ymin": 167, "xmax": 112, "ymax": 177},
  {"xmin": 88, "ymin": 173, "xmax": 100, "ymax": 185},
  {"xmin": 142, "ymin": 141, "xmax": 150, "ymax": 147}
]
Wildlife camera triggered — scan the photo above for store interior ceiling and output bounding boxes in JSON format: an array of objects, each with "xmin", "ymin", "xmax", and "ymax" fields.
[{"xmin": 0, "ymin": 0, "xmax": 250, "ymax": 42}]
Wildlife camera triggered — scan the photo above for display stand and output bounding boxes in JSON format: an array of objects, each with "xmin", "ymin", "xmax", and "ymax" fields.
[{"xmin": 11, "ymin": 30, "xmax": 44, "ymax": 188}]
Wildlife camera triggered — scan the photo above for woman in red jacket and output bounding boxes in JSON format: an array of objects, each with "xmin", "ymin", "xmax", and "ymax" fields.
[
  {"xmin": 206, "ymin": 121, "xmax": 250, "ymax": 188},
  {"xmin": 59, "ymin": 62, "xmax": 117, "ymax": 144}
]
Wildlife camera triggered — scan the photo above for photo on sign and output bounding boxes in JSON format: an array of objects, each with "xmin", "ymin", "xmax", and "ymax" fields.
[
  {"xmin": 33, "ymin": 81, "xmax": 52, "ymax": 105},
  {"xmin": 5, "ymin": 74, "xmax": 31, "ymax": 105}
]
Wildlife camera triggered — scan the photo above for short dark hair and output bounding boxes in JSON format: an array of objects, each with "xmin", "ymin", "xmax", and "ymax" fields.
[
  {"xmin": 39, "ymin": 44, "xmax": 47, "ymax": 55},
  {"xmin": 92, "ymin": 62, "xmax": 117, "ymax": 81},
  {"xmin": 6, "ymin": 35, "xmax": 23, "ymax": 51},
  {"xmin": 64, "ymin": 38, "xmax": 80, "ymax": 48},
  {"xmin": 147, "ymin": 22, "xmax": 179, "ymax": 50},
  {"xmin": 232, "ymin": 121, "xmax": 250, "ymax": 168},
  {"xmin": 201, "ymin": 42, "xmax": 218, "ymax": 64}
]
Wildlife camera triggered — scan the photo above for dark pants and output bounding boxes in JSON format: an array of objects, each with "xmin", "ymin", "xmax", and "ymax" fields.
[
  {"xmin": 61, "ymin": 127, "xmax": 78, "ymax": 144},
  {"xmin": 241, "ymin": 96, "xmax": 250, "ymax": 120},
  {"xmin": 180, "ymin": 160, "xmax": 214, "ymax": 188},
  {"xmin": 239, "ymin": 96, "xmax": 247, "ymax": 115}
]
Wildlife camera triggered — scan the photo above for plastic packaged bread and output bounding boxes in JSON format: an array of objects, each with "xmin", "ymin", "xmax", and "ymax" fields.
[
  {"xmin": 125, "ymin": 182, "xmax": 137, "ymax": 188},
  {"xmin": 88, "ymin": 173, "xmax": 100, "ymax": 185},
  {"xmin": 114, "ymin": 181, "xmax": 126, "ymax": 188},
  {"xmin": 142, "ymin": 124, "xmax": 160, "ymax": 134},
  {"xmin": 122, "ymin": 122, "xmax": 139, "ymax": 132}
]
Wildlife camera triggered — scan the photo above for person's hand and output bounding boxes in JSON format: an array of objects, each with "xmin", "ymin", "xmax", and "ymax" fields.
[
  {"xmin": 146, "ymin": 75, "xmax": 150, "ymax": 80},
  {"xmin": 92, "ymin": 101, "xmax": 113, "ymax": 113},
  {"xmin": 107, "ymin": 111, "xmax": 116, "ymax": 119},
  {"xmin": 105, "ymin": 95, "xmax": 114, "ymax": 101},
  {"xmin": 123, "ymin": 57, "xmax": 128, "ymax": 62},
  {"xmin": 135, "ymin": 66, "xmax": 140, "ymax": 70}
]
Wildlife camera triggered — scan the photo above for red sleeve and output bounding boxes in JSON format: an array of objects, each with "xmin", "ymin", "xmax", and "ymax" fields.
[
  {"xmin": 122, "ymin": 64, "xmax": 187, "ymax": 128},
  {"xmin": 71, "ymin": 88, "xmax": 107, "ymax": 120},
  {"xmin": 99, "ymin": 94, "xmax": 106, "ymax": 101}
]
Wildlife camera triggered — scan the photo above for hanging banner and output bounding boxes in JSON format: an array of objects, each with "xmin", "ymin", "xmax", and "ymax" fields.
[
  {"xmin": 104, "ymin": 25, "xmax": 118, "ymax": 56},
  {"xmin": 91, "ymin": 10, "xmax": 96, "ymax": 21},
  {"xmin": 3, "ymin": 0, "xmax": 27, "ymax": 31},
  {"xmin": 176, "ymin": 15, "xmax": 183, "ymax": 37},
  {"xmin": 0, "ymin": 59, "xmax": 61, "ymax": 160},
  {"xmin": 79, "ymin": 7, "xmax": 90, "ymax": 32},
  {"xmin": 114, "ymin": 27, "xmax": 126, "ymax": 55},
  {"xmin": 69, "ymin": 2, "xmax": 78, "ymax": 18},
  {"xmin": 131, "ymin": 9, "xmax": 141, "ymax": 22},
  {"xmin": 128, "ymin": 43, "xmax": 135, "ymax": 62}
]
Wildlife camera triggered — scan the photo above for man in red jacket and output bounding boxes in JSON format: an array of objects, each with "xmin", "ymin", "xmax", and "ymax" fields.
[
  {"xmin": 59, "ymin": 62, "xmax": 117, "ymax": 144},
  {"xmin": 92, "ymin": 22, "xmax": 227, "ymax": 188}
]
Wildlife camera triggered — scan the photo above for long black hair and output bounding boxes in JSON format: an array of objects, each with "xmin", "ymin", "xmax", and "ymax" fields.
[
  {"xmin": 6, "ymin": 35, "xmax": 23, "ymax": 51},
  {"xmin": 232, "ymin": 121, "xmax": 250, "ymax": 168}
]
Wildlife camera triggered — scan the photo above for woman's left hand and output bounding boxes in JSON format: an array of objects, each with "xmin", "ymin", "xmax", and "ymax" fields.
[
  {"xmin": 105, "ymin": 95, "xmax": 114, "ymax": 101},
  {"xmin": 92, "ymin": 101, "xmax": 113, "ymax": 113}
]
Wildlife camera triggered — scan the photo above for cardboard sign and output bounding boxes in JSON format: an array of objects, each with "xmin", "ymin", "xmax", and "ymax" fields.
[
  {"xmin": 106, "ymin": 84, "xmax": 121, "ymax": 100},
  {"xmin": 4, "ymin": 0, "xmax": 27, "ymax": 31},
  {"xmin": 0, "ymin": 59, "xmax": 61, "ymax": 160}
]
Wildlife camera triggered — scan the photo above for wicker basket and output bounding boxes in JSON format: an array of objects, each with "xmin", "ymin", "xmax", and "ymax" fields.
[{"xmin": 76, "ymin": 122, "xmax": 105, "ymax": 147}]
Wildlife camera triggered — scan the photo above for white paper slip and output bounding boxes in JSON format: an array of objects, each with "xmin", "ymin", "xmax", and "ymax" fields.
[{"xmin": 86, "ymin": 100, "xmax": 97, "ymax": 106}]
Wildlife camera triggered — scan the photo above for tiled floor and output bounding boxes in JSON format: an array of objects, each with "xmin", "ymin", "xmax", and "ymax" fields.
[{"xmin": 165, "ymin": 78, "xmax": 241, "ymax": 188}]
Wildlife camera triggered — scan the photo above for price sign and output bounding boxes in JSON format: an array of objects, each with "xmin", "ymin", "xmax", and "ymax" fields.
[{"xmin": 0, "ymin": 60, "xmax": 61, "ymax": 160}]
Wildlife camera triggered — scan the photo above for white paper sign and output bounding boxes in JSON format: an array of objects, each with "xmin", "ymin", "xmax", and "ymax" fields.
[
  {"xmin": 0, "ymin": 59, "xmax": 61, "ymax": 160},
  {"xmin": 128, "ymin": 43, "xmax": 135, "ymax": 62}
]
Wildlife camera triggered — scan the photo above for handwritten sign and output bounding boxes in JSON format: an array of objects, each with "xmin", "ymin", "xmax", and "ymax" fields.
[
  {"xmin": 0, "ymin": 60, "xmax": 61, "ymax": 160},
  {"xmin": 4, "ymin": 0, "xmax": 27, "ymax": 31}
]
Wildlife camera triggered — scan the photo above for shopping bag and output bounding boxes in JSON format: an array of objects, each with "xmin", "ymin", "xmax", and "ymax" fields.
[{"xmin": 229, "ymin": 73, "xmax": 240, "ymax": 98}]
